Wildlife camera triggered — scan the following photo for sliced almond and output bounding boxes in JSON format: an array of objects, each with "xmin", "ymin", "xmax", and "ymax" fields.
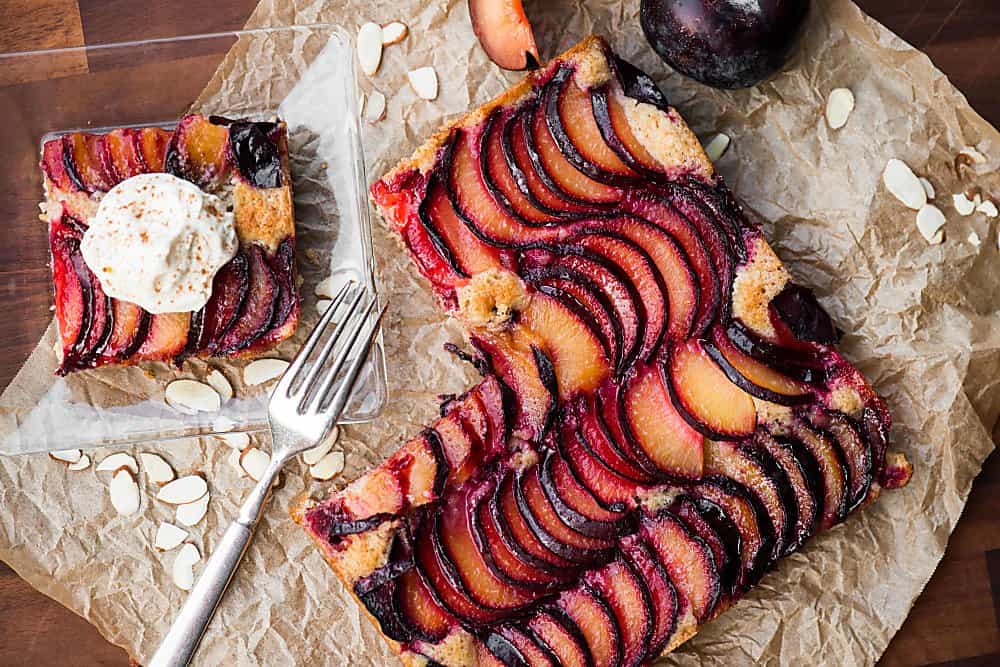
[
  {"xmin": 217, "ymin": 431, "xmax": 251, "ymax": 451},
  {"xmin": 703, "ymin": 133, "xmax": 731, "ymax": 162},
  {"xmin": 96, "ymin": 452, "xmax": 138, "ymax": 474},
  {"xmin": 916, "ymin": 204, "xmax": 947, "ymax": 244},
  {"xmin": 67, "ymin": 454, "xmax": 91, "ymax": 471},
  {"xmin": 825, "ymin": 88, "xmax": 855, "ymax": 130},
  {"xmin": 205, "ymin": 370, "xmax": 233, "ymax": 403},
  {"xmin": 172, "ymin": 543, "xmax": 201, "ymax": 591},
  {"xmin": 952, "ymin": 192, "xmax": 976, "ymax": 216},
  {"xmin": 50, "ymin": 449, "xmax": 82, "ymax": 464},
  {"xmin": 315, "ymin": 274, "xmax": 342, "ymax": 298},
  {"xmin": 976, "ymin": 200, "xmax": 998, "ymax": 217},
  {"xmin": 882, "ymin": 159, "xmax": 926, "ymax": 210},
  {"xmin": 364, "ymin": 90, "xmax": 386, "ymax": 124},
  {"xmin": 407, "ymin": 66, "xmax": 439, "ymax": 101},
  {"xmin": 309, "ymin": 451, "xmax": 346, "ymax": 481},
  {"xmin": 165, "ymin": 379, "xmax": 221, "ymax": 413},
  {"xmin": 228, "ymin": 447, "xmax": 244, "ymax": 473},
  {"xmin": 955, "ymin": 146, "xmax": 987, "ymax": 178},
  {"xmin": 109, "ymin": 469, "xmax": 141, "ymax": 516},
  {"xmin": 302, "ymin": 427, "xmax": 340, "ymax": 466},
  {"xmin": 960, "ymin": 146, "xmax": 987, "ymax": 163},
  {"xmin": 212, "ymin": 416, "xmax": 236, "ymax": 433},
  {"xmin": 156, "ymin": 475, "xmax": 208, "ymax": 505},
  {"xmin": 968, "ymin": 231, "xmax": 982, "ymax": 247},
  {"xmin": 918, "ymin": 177, "xmax": 935, "ymax": 200},
  {"xmin": 357, "ymin": 22, "xmax": 383, "ymax": 77},
  {"xmin": 175, "ymin": 494, "xmax": 210, "ymax": 527},
  {"xmin": 381, "ymin": 21, "xmax": 408, "ymax": 46},
  {"xmin": 316, "ymin": 299, "xmax": 333, "ymax": 316},
  {"xmin": 240, "ymin": 447, "xmax": 271, "ymax": 482},
  {"xmin": 154, "ymin": 522, "xmax": 188, "ymax": 551},
  {"xmin": 139, "ymin": 452, "xmax": 175, "ymax": 486},
  {"xmin": 244, "ymin": 358, "xmax": 289, "ymax": 386}
]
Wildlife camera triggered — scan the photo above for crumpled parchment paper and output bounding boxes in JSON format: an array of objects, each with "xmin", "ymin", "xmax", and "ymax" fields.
[{"xmin": 2, "ymin": 0, "xmax": 999, "ymax": 665}]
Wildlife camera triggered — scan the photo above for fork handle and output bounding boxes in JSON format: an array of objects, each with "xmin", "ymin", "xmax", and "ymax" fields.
[{"xmin": 149, "ymin": 455, "xmax": 284, "ymax": 667}]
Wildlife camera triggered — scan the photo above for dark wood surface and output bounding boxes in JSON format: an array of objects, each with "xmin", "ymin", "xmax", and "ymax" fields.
[{"xmin": 0, "ymin": 0, "xmax": 997, "ymax": 665}]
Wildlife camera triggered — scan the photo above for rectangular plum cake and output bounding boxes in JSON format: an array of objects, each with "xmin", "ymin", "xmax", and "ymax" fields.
[
  {"xmin": 295, "ymin": 37, "xmax": 912, "ymax": 666},
  {"xmin": 40, "ymin": 114, "xmax": 299, "ymax": 373}
]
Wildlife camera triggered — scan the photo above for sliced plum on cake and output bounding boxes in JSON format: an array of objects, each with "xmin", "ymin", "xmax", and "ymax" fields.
[
  {"xmin": 299, "ymin": 35, "xmax": 911, "ymax": 667},
  {"xmin": 41, "ymin": 114, "xmax": 299, "ymax": 372}
]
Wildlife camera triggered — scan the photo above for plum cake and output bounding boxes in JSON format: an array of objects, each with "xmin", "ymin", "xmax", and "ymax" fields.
[
  {"xmin": 295, "ymin": 36, "xmax": 912, "ymax": 666},
  {"xmin": 40, "ymin": 114, "xmax": 299, "ymax": 374}
]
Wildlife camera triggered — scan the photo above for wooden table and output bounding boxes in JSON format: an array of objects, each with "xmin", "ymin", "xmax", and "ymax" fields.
[{"xmin": 0, "ymin": 0, "xmax": 997, "ymax": 665}]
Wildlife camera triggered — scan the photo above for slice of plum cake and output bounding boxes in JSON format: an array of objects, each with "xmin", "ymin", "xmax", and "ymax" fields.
[
  {"xmin": 41, "ymin": 114, "xmax": 299, "ymax": 373},
  {"xmin": 295, "ymin": 36, "xmax": 912, "ymax": 667}
]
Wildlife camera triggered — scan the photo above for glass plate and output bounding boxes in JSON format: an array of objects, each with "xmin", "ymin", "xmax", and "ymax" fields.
[{"xmin": 0, "ymin": 24, "xmax": 387, "ymax": 455}]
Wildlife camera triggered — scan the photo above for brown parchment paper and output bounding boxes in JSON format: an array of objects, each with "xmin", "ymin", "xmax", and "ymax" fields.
[{"xmin": 2, "ymin": 0, "xmax": 999, "ymax": 665}]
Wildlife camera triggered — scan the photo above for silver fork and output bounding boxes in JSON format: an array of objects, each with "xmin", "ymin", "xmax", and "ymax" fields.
[{"xmin": 149, "ymin": 282, "xmax": 387, "ymax": 667}]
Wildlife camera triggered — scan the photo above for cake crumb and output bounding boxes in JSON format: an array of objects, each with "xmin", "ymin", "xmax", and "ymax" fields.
[
  {"xmin": 731, "ymin": 238, "xmax": 790, "ymax": 339},
  {"xmin": 457, "ymin": 269, "xmax": 529, "ymax": 331}
]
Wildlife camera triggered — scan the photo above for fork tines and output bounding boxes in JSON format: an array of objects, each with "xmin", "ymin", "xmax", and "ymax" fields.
[{"xmin": 274, "ymin": 282, "xmax": 386, "ymax": 423}]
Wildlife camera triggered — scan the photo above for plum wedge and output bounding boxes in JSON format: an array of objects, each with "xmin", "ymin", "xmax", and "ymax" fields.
[
  {"xmin": 41, "ymin": 114, "xmax": 299, "ymax": 373},
  {"xmin": 299, "ymin": 36, "xmax": 911, "ymax": 667}
]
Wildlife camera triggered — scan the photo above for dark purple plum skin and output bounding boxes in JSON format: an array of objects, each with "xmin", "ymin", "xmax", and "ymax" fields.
[{"xmin": 640, "ymin": 0, "xmax": 810, "ymax": 89}]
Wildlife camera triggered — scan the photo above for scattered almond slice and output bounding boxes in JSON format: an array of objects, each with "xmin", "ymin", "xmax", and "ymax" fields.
[
  {"xmin": 407, "ymin": 66, "xmax": 439, "ymax": 100},
  {"xmin": 165, "ymin": 379, "xmax": 221, "ymax": 413},
  {"xmin": 316, "ymin": 299, "xmax": 333, "ymax": 316},
  {"xmin": 357, "ymin": 22, "xmax": 383, "ymax": 77},
  {"xmin": 952, "ymin": 192, "xmax": 976, "ymax": 216},
  {"xmin": 154, "ymin": 522, "xmax": 188, "ymax": 551},
  {"xmin": 381, "ymin": 21, "xmax": 408, "ymax": 46},
  {"xmin": 916, "ymin": 204, "xmax": 947, "ymax": 244},
  {"xmin": 364, "ymin": 90, "xmax": 386, "ymax": 124},
  {"xmin": 244, "ymin": 358, "xmax": 289, "ymax": 386},
  {"xmin": 882, "ymin": 159, "xmax": 926, "ymax": 210},
  {"xmin": 227, "ymin": 447, "xmax": 244, "ymax": 473},
  {"xmin": 176, "ymin": 494, "xmax": 210, "ymax": 527},
  {"xmin": 315, "ymin": 274, "xmax": 340, "ymax": 298},
  {"xmin": 212, "ymin": 416, "xmax": 236, "ymax": 433},
  {"xmin": 918, "ymin": 177, "xmax": 935, "ymax": 200},
  {"xmin": 157, "ymin": 475, "xmax": 208, "ymax": 505},
  {"xmin": 310, "ymin": 451, "xmax": 346, "ymax": 481},
  {"xmin": 68, "ymin": 454, "xmax": 91, "ymax": 471},
  {"xmin": 825, "ymin": 88, "xmax": 854, "ymax": 130},
  {"xmin": 703, "ymin": 133, "xmax": 731, "ymax": 162},
  {"xmin": 976, "ymin": 200, "xmax": 998, "ymax": 217},
  {"xmin": 206, "ymin": 370, "xmax": 233, "ymax": 403},
  {"xmin": 139, "ymin": 452, "xmax": 175, "ymax": 486},
  {"xmin": 172, "ymin": 543, "xmax": 201, "ymax": 591},
  {"xmin": 240, "ymin": 447, "xmax": 271, "ymax": 482},
  {"xmin": 959, "ymin": 146, "xmax": 987, "ymax": 164},
  {"xmin": 968, "ymin": 231, "xmax": 982, "ymax": 246},
  {"xmin": 109, "ymin": 468, "xmax": 141, "ymax": 516},
  {"xmin": 50, "ymin": 449, "xmax": 82, "ymax": 464},
  {"xmin": 303, "ymin": 427, "xmax": 340, "ymax": 466},
  {"xmin": 96, "ymin": 452, "xmax": 138, "ymax": 474},
  {"xmin": 955, "ymin": 146, "xmax": 988, "ymax": 177},
  {"xmin": 217, "ymin": 432, "xmax": 251, "ymax": 451}
]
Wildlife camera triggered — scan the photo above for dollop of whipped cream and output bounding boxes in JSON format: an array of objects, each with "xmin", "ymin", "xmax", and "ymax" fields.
[{"xmin": 81, "ymin": 173, "xmax": 238, "ymax": 314}]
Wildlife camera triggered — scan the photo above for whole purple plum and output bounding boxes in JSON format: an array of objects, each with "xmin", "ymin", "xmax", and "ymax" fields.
[{"xmin": 640, "ymin": 0, "xmax": 810, "ymax": 89}]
